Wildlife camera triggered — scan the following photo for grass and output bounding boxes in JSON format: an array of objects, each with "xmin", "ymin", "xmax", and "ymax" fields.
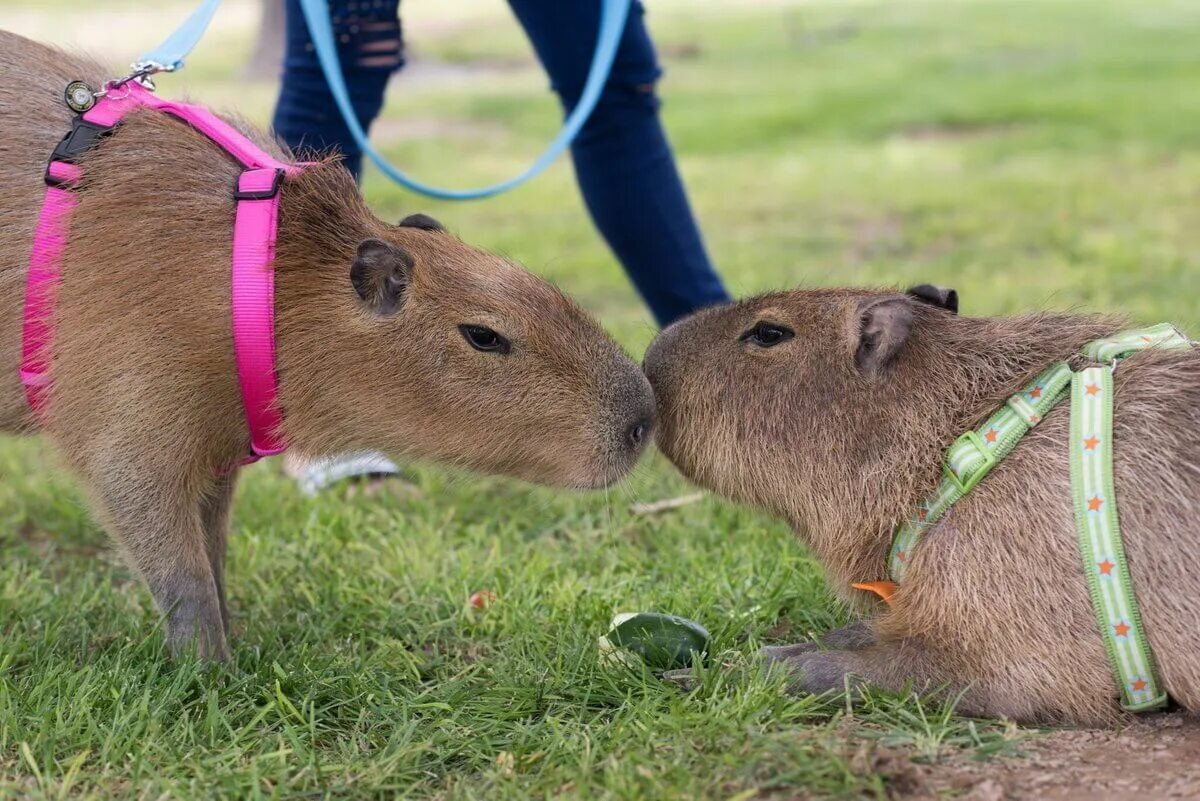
[{"xmin": 3, "ymin": 0, "xmax": 1199, "ymax": 797}]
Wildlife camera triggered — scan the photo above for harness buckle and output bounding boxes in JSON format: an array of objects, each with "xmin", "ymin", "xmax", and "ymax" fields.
[
  {"xmin": 943, "ymin": 431, "xmax": 998, "ymax": 494},
  {"xmin": 44, "ymin": 118, "xmax": 117, "ymax": 188},
  {"xmin": 49, "ymin": 117, "xmax": 115, "ymax": 164},
  {"xmin": 234, "ymin": 168, "xmax": 285, "ymax": 200}
]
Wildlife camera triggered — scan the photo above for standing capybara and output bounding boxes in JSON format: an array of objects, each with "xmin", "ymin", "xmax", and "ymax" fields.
[
  {"xmin": 644, "ymin": 286, "xmax": 1200, "ymax": 724},
  {"xmin": 0, "ymin": 31, "xmax": 654, "ymax": 659}
]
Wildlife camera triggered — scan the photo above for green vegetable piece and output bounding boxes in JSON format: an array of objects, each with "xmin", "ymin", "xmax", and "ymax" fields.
[{"xmin": 604, "ymin": 612, "xmax": 710, "ymax": 671}]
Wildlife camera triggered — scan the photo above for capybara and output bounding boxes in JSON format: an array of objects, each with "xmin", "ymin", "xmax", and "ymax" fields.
[
  {"xmin": 644, "ymin": 286, "xmax": 1199, "ymax": 724},
  {"xmin": 0, "ymin": 31, "xmax": 654, "ymax": 659}
]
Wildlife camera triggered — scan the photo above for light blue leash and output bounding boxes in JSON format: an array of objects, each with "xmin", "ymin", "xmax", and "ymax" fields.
[
  {"xmin": 137, "ymin": 0, "xmax": 633, "ymax": 200},
  {"xmin": 134, "ymin": 0, "xmax": 222, "ymax": 75}
]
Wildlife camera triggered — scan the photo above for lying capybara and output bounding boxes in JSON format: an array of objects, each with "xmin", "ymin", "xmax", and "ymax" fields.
[
  {"xmin": 0, "ymin": 31, "xmax": 653, "ymax": 659},
  {"xmin": 644, "ymin": 286, "xmax": 1200, "ymax": 724}
]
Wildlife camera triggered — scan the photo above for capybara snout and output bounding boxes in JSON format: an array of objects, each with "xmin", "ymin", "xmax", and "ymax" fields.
[
  {"xmin": 281, "ymin": 214, "xmax": 656, "ymax": 490},
  {"xmin": 595, "ymin": 364, "xmax": 656, "ymax": 485},
  {"xmin": 644, "ymin": 293, "xmax": 839, "ymax": 513}
]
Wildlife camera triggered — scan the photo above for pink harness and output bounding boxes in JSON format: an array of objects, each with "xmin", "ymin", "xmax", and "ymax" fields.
[{"xmin": 21, "ymin": 80, "xmax": 299, "ymax": 461}]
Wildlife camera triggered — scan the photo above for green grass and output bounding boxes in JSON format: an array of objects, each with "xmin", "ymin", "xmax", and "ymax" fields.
[{"xmin": 3, "ymin": 0, "xmax": 1199, "ymax": 797}]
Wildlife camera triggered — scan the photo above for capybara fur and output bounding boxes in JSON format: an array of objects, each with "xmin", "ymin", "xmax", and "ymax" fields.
[
  {"xmin": 644, "ymin": 286, "xmax": 1200, "ymax": 725},
  {"xmin": 0, "ymin": 32, "xmax": 654, "ymax": 659}
]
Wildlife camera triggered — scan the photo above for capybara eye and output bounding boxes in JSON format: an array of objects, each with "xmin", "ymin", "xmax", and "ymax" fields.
[
  {"xmin": 459, "ymin": 324, "xmax": 511, "ymax": 354},
  {"xmin": 740, "ymin": 321, "xmax": 794, "ymax": 348}
]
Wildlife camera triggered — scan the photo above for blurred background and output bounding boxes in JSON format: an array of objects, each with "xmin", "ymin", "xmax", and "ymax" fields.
[
  {"xmin": 3, "ymin": 2, "xmax": 1200, "ymax": 797},
  {"xmin": 10, "ymin": 0, "xmax": 1199, "ymax": 349}
]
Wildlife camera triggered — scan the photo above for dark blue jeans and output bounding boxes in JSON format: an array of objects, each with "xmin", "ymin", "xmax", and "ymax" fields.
[{"xmin": 272, "ymin": 0, "xmax": 729, "ymax": 325}]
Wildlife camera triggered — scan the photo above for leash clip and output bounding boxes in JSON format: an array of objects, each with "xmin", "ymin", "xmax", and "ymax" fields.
[
  {"xmin": 98, "ymin": 61, "xmax": 174, "ymax": 97},
  {"xmin": 128, "ymin": 60, "xmax": 175, "ymax": 91}
]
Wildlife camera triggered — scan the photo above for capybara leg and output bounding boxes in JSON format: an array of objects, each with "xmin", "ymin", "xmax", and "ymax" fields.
[
  {"xmin": 771, "ymin": 643, "xmax": 1122, "ymax": 723},
  {"xmin": 766, "ymin": 640, "xmax": 958, "ymax": 701},
  {"xmin": 760, "ymin": 620, "xmax": 876, "ymax": 661},
  {"xmin": 199, "ymin": 473, "xmax": 237, "ymax": 637},
  {"xmin": 817, "ymin": 621, "xmax": 875, "ymax": 649},
  {"xmin": 91, "ymin": 470, "xmax": 229, "ymax": 660}
]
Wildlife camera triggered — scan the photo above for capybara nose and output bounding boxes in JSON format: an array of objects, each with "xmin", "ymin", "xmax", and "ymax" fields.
[
  {"xmin": 608, "ymin": 366, "xmax": 656, "ymax": 460},
  {"xmin": 628, "ymin": 416, "xmax": 653, "ymax": 449}
]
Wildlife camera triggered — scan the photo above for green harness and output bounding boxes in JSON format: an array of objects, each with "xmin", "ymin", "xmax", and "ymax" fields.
[{"xmin": 887, "ymin": 323, "xmax": 1191, "ymax": 711}]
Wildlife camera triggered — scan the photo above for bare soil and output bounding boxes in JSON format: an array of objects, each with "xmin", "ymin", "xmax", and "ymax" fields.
[{"xmin": 882, "ymin": 714, "xmax": 1200, "ymax": 800}]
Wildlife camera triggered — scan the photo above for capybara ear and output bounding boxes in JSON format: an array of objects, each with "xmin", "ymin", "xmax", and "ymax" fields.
[
  {"xmin": 397, "ymin": 213, "xmax": 445, "ymax": 232},
  {"xmin": 350, "ymin": 238, "xmax": 414, "ymax": 315},
  {"xmin": 855, "ymin": 296, "xmax": 914, "ymax": 375},
  {"xmin": 906, "ymin": 284, "xmax": 958, "ymax": 314}
]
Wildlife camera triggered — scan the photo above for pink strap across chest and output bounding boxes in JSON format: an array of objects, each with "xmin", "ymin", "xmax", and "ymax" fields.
[{"xmin": 22, "ymin": 81, "xmax": 300, "ymax": 461}]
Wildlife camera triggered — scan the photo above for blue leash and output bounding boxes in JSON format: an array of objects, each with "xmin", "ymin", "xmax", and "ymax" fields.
[
  {"xmin": 138, "ymin": 0, "xmax": 632, "ymax": 200},
  {"xmin": 135, "ymin": 0, "xmax": 222, "ymax": 74}
]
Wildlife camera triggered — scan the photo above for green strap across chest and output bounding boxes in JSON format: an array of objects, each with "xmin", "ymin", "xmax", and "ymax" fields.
[
  {"xmin": 886, "ymin": 322, "xmax": 1190, "ymax": 711},
  {"xmin": 888, "ymin": 360, "xmax": 1075, "ymax": 580}
]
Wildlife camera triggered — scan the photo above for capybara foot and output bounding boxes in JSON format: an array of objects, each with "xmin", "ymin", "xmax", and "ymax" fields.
[
  {"xmin": 163, "ymin": 594, "xmax": 229, "ymax": 661},
  {"xmin": 759, "ymin": 621, "xmax": 876, "ymax": 665},
  {"xmin": 759, "ymin": 642, "xmax": 820, "ymax": 662},
  {"xmin": 763, "ymin": 648, "xmax": 866, "ymax": 697}
]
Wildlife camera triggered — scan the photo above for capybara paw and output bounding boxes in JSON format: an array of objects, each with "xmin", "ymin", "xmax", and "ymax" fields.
[
  {"xmin": 165, "ymin": 605, "xmax": 230, "ymax": 661},
  {"xmin": 764, "ymin": 649, "xmax": 864, "ymax": 697},
  {"xmin": 166, "ymin": 627, "xmax": 230, "ymax": 661},
  {"xmin": 759, "ymin": 642, "xmax": 821, "ymax": 663}
]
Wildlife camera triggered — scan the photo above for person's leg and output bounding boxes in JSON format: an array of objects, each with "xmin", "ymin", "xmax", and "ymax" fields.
[
  {"xmin": 507, "ymin": 0, "xmax": 729, "ymax": 326},
  {"xmin": 272, "ymin": 0, "xmax": 404, "ymax": 179}
]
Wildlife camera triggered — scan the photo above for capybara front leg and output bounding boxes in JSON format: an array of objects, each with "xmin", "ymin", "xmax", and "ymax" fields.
[
  {"xmin": 759, "ymin": 620, "xmax": 877, "ymax": 661},
  {"xmin": 91, "ymin": 471, "xmax": 229, "ymax": 660},
  {"xmin": 199, "ymin": 473, "xmax": 238, "ymax": 637},
  {"xmin": 766, "ymin": 640, "xmax": 958, "ymax": 702}
]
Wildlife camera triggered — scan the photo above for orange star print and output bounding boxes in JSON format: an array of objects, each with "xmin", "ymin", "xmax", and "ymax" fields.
[
  {"xmin": 1088, "ymin": 496, "xmax": 1104, "ymax": 512},
  {"xmin": 1114, "ymin": 622, "xmax": 1130, "ymax": 637},
  {"xmin": 1084, "ymin": 436, "xmax": 1099, "ymax": 451}
]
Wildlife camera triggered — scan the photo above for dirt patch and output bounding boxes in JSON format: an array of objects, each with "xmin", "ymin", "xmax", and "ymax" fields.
[
  {"xmin": 896, "ymin": 122, "xmax": 1024, "ymax": 143},
  {"xmin": 891, "ymin": 713, "xmax": 1200, "ymax": 800},
  {"xmin": 788, "ymin": 22, "xmax": 862, "ymax": 48}
]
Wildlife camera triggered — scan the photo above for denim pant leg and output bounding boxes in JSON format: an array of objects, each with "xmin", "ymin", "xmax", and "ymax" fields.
[
  {"xmin": 507, "ymin": 0, "xmax": 729, "ymax": 325},
  {"xmin": 272, "ymin": 0, "xmax": 404, "ymax": 179}
]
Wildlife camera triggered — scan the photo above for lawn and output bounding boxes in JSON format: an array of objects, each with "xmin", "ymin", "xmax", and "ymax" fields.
[{"xmin": 2, "ymin": 0, "xmax": 1199, "ymax": 798}]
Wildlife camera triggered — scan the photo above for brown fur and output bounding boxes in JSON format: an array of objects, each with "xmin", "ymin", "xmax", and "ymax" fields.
[
  {"xmin": 644, "ymin": 287, "xmax": 1200, "ymax": 725},
  {"xmin": 0, "ymin": 32, "xmax": 653, "ymax": 659}
]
